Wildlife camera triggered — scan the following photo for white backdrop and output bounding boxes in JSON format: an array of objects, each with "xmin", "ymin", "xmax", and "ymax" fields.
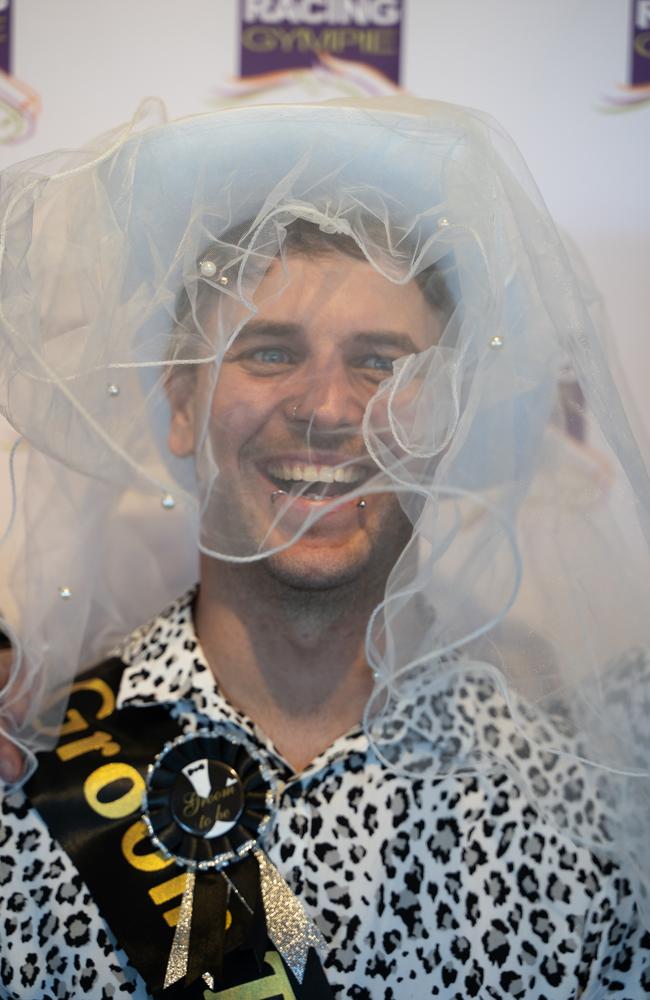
[{"xmin": 1, "ymin": 0, "xmax": 648, "ymax": 551}]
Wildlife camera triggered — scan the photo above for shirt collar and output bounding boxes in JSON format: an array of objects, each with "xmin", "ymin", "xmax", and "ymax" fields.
[
  {"xmin": 119, "ymin": 589, "xmax": 212, "ymax": 708},
  {"xmin": 117, "ymin": 588, "xmax": 370, "ymax": 783},
  {"xmin": 116, "ymin": 595, "xmax": 593, "ymax": 793}
]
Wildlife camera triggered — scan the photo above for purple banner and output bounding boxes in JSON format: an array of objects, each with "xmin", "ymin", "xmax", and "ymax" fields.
[
  {"xmin": 631, "ymin": 0, "xmax": 650, "ymax": 85},
  {"xmin": 239, "ymin": 0, "xmax": 403, "ymax": 84},
  {"xmin": 0, "ymin": 0, "xmax": 11, "ymax": 75}
]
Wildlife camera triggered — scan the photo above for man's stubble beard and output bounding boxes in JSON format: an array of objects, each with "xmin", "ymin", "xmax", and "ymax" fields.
[{"xmin": 259, "ymin": 494, "xmax": 414, "ymax": 615}]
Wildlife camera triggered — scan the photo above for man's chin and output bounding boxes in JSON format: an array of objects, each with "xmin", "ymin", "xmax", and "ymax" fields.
[
  {"xmin": 262, "ymin": 543, "xmax": 373, "ymax": 592},
  {"xmin": 261, "ymin": 513, "xmax": 413, "ymax": 593},
  {"xmin": 228, "ymin": 491, "xmax": 414, "ymax": 592}
]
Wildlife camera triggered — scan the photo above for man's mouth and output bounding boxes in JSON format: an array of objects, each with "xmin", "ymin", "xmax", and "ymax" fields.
[{"xmin": 264, "ymin": 460, "xmax": 369, "ymax": 500}]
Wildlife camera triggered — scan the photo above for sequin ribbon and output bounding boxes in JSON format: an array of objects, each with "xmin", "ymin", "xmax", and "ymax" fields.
[
  {"xmin": 256, "ymin": 848, "xmax": 328, "ymax": 982},
  {"xmin": 164, "ymin": 871, "xmax": 196, "ymax": 988},
  {"xmin": 163, "ymin": 852, "xmax": 327, "ymax": 988}
]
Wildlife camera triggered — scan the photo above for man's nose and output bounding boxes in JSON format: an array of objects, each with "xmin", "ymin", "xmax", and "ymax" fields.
[{"xmin": 285, "ymin": 362, "xmax": 365, "ymax": 431}]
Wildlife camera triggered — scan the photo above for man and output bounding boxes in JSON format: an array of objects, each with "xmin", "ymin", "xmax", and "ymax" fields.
[
  {"xmin": 1, "ymin": 99, "xmax": 649, "ymax": 998},
  {"xmin": 164, "ymin": 218, "xmax": 445, "ymax": 773}
]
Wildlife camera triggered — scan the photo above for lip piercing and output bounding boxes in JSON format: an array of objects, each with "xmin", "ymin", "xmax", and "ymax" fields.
[
  {"xmin": 271, "ymin": 489, "xmax": 287, "ymax": 504},
  {"xmin": 357, "ymin": 499, "xmax": 367, "ymax": 509}
]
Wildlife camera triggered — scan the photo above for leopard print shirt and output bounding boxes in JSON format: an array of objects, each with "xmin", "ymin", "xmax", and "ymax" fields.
[{"xmin": 1, "ymin": 592, "xmax": 649, "ymax": 999}]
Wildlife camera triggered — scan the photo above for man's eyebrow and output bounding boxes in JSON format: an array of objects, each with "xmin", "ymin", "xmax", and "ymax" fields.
[
  {"xmin": 232, "ymin": 323, "xmax": 420, "ymax": 355},
  {"xmin": 351, "ymin": 331, "xmax": 420, "ymax": 355},
  {"xmin": 235, "ymin": 320, "xmax": 303, "ymax": 341}
]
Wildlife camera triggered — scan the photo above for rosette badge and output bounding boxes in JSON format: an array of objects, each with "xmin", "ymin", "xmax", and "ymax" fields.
[
  {"xmin": 141, "ymin": 725, "xmax": 327, "ymax": 991},
  {"xmin": 143, "ymin": 730, "xmax": 274, "ymax": 870}
]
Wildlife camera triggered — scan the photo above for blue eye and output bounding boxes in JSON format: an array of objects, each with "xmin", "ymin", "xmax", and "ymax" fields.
[
  {"xmin": 253, "ymin": 348, "xmax": 291, "ymax": 364},
  {"xmin": 362, "ymin": 356, "xmax": 394, "ymax": 372}
]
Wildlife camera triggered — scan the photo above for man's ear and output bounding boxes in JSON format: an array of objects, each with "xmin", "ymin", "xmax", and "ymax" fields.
[{"xmin": 166, "ymin": 373, "xmax": 196, "ymax": 458}]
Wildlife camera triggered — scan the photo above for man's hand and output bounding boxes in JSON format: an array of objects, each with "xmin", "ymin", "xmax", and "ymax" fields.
[{"xmin": 0, "ymin": 645, "xmax": 26, "ymax": 783}]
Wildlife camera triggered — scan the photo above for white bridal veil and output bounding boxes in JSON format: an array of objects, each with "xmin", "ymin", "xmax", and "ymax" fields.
[{"xmin": 0, "ymin": 97, "xmax": 649, "ymax": 922}]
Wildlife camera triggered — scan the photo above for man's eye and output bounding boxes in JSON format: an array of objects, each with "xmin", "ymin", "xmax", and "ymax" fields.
[
  {"xmin": 361, "ymin": 356, "xmax": 395, "ymax": 373},
  {"xmin": 252, "ymin": 348, "xmax": 292, "ymax": 364}
]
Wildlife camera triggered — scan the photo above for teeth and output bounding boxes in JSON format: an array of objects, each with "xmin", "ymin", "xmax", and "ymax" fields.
[
  {"xmin": 334, "ymin": 467, "xmax": 359, "ymax": 483},
  {"xmin": 267, "ymin": 462, "xmax": 364, "ymax": 484}
]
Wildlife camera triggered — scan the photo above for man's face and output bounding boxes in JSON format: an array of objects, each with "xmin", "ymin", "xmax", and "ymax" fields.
[{"xmin": 170, "ymin": 252, "xmax": 440, "ymax": 590}]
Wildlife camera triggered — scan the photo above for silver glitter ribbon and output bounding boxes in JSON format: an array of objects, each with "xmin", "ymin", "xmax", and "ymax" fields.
[
  {"xmin": 255, "ymin": 848, "xmax": 328, "ymax": 983},
  {"xmin": 164, "ymin": 870, "xmax": 195, "ymax": 988},
  {"xmin": 163, "ymin": 857, "xmax": 326, "ymax": 989}
]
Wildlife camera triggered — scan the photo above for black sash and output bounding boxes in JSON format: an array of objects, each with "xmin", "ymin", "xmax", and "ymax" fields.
[{"xmin": 26, "ymin": 658, "xmax": 332, "ymax": 999}]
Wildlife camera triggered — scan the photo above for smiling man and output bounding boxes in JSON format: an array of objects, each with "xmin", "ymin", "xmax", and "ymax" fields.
[
  {"xmin": 165, "ymin": 226, "xmax": 443, "ymax": 774},
  {"xmin": 0, "ymin": 99, "xmax": 649, "ymax": 1000}
]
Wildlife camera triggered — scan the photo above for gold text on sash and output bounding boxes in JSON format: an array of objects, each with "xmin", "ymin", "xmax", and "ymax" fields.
[{"xmin": 51, "ymin": 673, "xmax": 188, "ymax": 928}]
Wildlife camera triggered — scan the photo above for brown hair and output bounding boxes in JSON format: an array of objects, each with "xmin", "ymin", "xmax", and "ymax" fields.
[
  {"xmin": 193, "ymin": 216, "xmax": 453, "ymax": 315},
  {"xmin": 170, "ymin": 215, "xmax": 455, "ymax": 369}
]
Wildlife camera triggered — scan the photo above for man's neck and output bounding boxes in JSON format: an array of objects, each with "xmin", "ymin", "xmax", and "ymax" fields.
[{"xmin": 194, "ymin": 554, "xmax": 380, "ymax": 771}]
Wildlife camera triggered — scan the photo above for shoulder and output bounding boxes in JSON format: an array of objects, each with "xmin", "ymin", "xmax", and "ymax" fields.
[{"xmin": 0, "ymin": 722, "xmax": 149, "ymax": 999}]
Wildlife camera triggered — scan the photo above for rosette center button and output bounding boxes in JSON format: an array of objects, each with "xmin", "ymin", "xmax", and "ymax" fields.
[{"xmin": 170, "ymin": 758, "xmax": 244, "ymax": 839}]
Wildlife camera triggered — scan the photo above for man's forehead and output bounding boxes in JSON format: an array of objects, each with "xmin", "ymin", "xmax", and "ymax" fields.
[{"xmin": 241, "ymin": 253, "xmax": 438, "ymax": 342}]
